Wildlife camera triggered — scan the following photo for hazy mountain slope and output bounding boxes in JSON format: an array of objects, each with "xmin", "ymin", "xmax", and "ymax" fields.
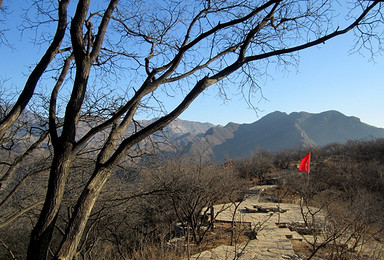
[
  {"xmin": 183, "ymin": 122, "xmax": 240, "ymax": 157},
  {"xmin": 161, "ymin": 118, "xmax": 215, "ymax": 139},
  {"xmin": 298, "ymin": 110, "xmax": 384, "ymax": 145},
  {"xmin": 212, "ymin": 111, "xmax": 314, "ymax": 160}
]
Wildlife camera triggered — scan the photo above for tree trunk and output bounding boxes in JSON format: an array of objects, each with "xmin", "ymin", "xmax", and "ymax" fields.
[
  {"xmin": 26, "ymin": 144, "xmax": 74, "ymax": 260},
  {"xmin": 54, "ymin": 167, "xmax": 112, "ymax": 260}
]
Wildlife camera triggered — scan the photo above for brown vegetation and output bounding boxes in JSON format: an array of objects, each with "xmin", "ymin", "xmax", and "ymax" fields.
[
  {"xmin": 2, "ymin": 138, "xmax": 384, "ymax": 259},
  {"xmin": 278, "ymin": 139, "xmax": 384, "ymax": 259}
]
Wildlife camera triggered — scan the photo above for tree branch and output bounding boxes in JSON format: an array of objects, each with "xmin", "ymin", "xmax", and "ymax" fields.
[{"xmin": 0, "ymin": 0, "xmax": 69, "ymax": 141}]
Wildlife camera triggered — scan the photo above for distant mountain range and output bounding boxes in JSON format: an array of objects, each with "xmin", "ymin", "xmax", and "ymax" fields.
[
  {"xmin": 163, "ymin": 110, "xmax": 384, "ymax": 161},
  {"xmin": 5, "ymin": 109, "xmax": 384, "ymax": 162}
]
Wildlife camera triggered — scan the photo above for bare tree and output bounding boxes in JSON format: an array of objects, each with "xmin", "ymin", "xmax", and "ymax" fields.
[
  {"xmin": 274, "ymin": 149, "xmax": 300, "ymax": 170},
  {"xmin": 0, "ymin": 1, "xmax": 382, "ymax": 259},
  {"xmin": 147, "ymin": 155, "xmax": 243, "ymax": 246},
  {"xmin": 235, "ymin": 150, "xmax": 274, "ymax": 182}
]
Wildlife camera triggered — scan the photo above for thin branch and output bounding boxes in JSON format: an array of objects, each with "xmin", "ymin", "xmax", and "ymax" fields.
[
  {"xmin": 49, "ymin": 53, "xmax": 74, "ymax": 146},
  {"xmin": 0, "ymin": 131, "xmax": 49, "ymax": 190},
  {"xmin": 0, "ymin": 238, "xmax": 17, "ymax": 260},
  {"xmin": 0, "ymin": 167, "xmax": 50, "ymax": 208},
  {"xmin": 245, "ymin": 0, "xmax": 381, "ymax": 63},
  {"xmin": 0, "ymin": 200, "xmax": 44, "ymax": 229}
]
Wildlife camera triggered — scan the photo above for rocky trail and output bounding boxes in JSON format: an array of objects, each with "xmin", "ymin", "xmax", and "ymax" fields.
[{"xmin": 188, "ymin": 185, "xmax": 308, "ymax": 259}]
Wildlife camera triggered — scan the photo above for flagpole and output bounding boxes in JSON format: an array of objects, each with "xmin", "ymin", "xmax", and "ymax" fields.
[{"xmin": 307, "ymin": 153, "xmax": 311, "ymax": 187}]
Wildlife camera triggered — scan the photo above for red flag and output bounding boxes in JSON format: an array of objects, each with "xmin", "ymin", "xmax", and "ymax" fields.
[{"xmin": 299, "ymin": 153, "xmax": 311, "ymax": 173}]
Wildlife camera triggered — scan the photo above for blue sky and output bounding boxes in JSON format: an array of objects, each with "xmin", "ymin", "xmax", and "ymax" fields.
[
  {"xmin": 1, "ymin": 2, "xmax": 383, "ymax": 129},
  {"xmin": 179, "ymin": 33, "xmax": 384, "ymax": 128}
]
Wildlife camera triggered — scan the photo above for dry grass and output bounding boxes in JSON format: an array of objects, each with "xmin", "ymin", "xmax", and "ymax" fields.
[
  {"xmin": 130, "ymin": 245, "xmax": 185, "ymax": 260},
  {"xmin": 194, "ymin": 221, "xmax": 252, "ymax": 251}
]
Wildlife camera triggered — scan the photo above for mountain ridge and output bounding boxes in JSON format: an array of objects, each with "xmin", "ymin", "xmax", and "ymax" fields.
[
  {"xmin": 176, "ymin": 110, "xmax": 384, "ymax": 161},
  {"xmin": 4, "ymin": 108, "xmax": 383, "ymax": 162}
]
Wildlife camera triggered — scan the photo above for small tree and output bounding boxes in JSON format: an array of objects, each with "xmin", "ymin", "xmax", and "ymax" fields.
[
  {"xmin": 147, "ymin": 155, "xmax": 243, "ymax": 245},
  {"xmin": 273, "ymin": 149, "xmax": 299, "ymax": 170},
  {"xmin": 236, "ymin": 150, "xmax": 274, "ymax": 182}
]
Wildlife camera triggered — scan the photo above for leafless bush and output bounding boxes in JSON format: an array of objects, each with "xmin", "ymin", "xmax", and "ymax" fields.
[
  {"xmin": 144, "ymin": 155, "xmax": 245, "ymax": 245},
  {"xmin": 235, "ymin": 150, "xmax": 274, "ymax": 183},
  {"xmin": 273, "ymin": 149, "xmax": 300, "ymax": 170}
]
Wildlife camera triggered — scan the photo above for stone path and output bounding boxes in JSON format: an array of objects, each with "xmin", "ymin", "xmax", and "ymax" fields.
[
  {"xmin": 185, "ymin": 185, "xmax": 384, "ymax": 260},
  {"xmin": 188, "ymin": 186, "xmax": 314, "ymax": 260}
]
